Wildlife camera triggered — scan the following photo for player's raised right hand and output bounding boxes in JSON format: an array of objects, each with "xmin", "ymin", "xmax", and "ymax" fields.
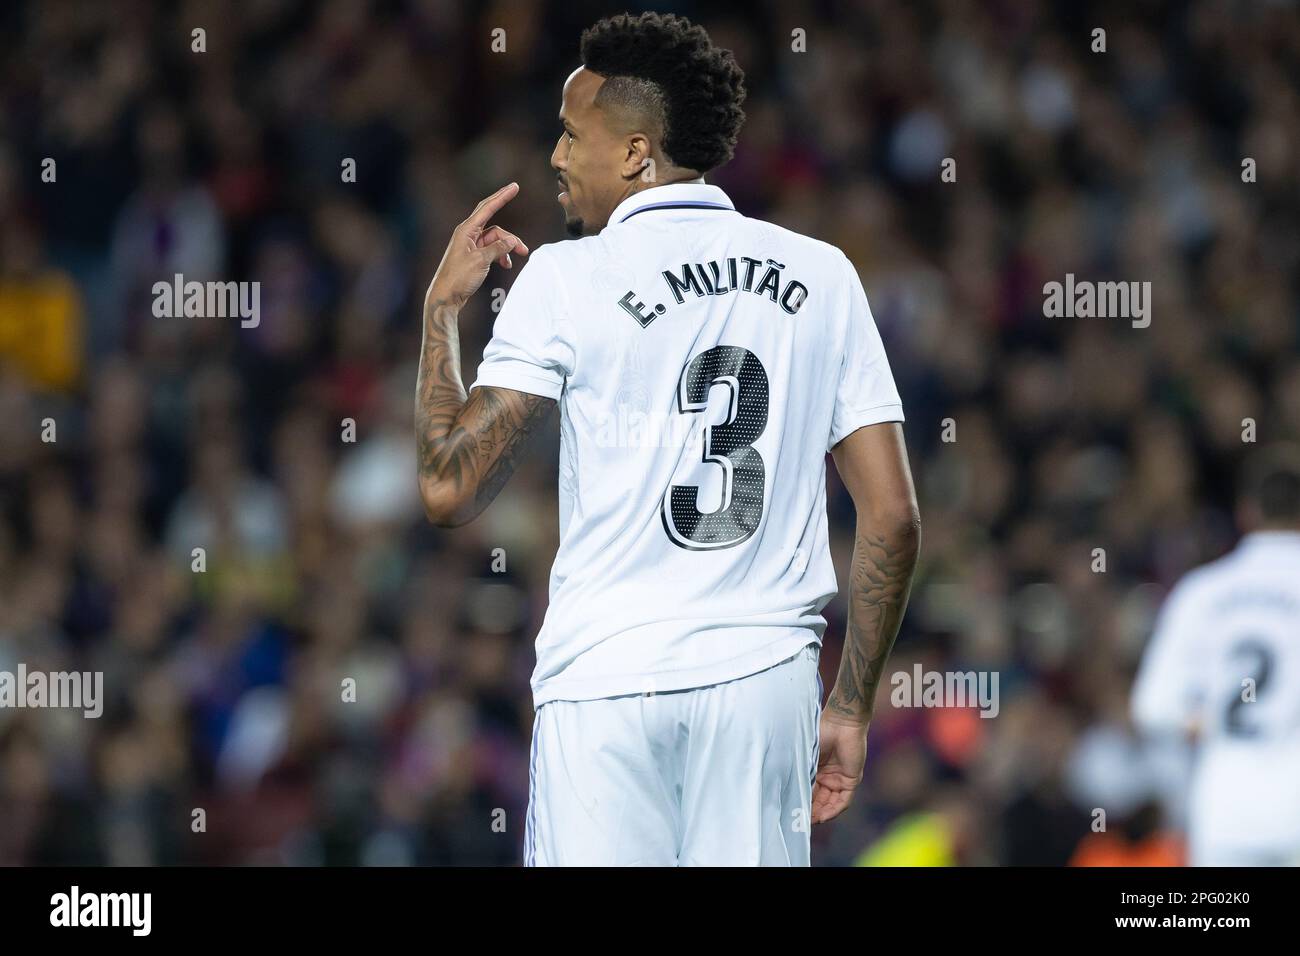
[{"xmin": 426, "ymin": 182, "xmax": 530, "ymax": 309}]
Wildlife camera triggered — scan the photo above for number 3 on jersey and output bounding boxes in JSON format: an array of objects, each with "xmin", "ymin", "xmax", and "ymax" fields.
[{"xmin": 660, "ymin": 345, "xmax": 769, "ymax": 550}]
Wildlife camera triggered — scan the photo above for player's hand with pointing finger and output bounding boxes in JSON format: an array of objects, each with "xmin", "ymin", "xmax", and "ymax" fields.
[{"xmin": 426, "ymin": 182, "xmax": 530, "ymax": 310}]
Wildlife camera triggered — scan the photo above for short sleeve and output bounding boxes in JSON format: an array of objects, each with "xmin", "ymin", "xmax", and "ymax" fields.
[
  {"xmin": 468, "ymin": 245, "xmax": 575, "ymax": 401},
  {"xmin": 1131, "ymin": 581, "xmax": 1206, "ymax": 736},
  {"xmin": 827, "ymin": 253, "xmax": 904, "ymax": 452}
]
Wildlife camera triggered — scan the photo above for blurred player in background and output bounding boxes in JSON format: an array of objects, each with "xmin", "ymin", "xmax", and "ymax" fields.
[
  {"xmin": 1132, "ymin": 445, "xmax": 1300, "ymax": 866},
  {"xmin": 413, "ymin": 12, "xmax": 919, "ymax": 865}
]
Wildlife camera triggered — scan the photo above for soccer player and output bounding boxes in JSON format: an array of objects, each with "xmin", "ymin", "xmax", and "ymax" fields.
[
  {"xmin": 414, "ymin": 12, "xmax": 920, "ymax": 865},
  {"xmin": 1131, "ymin": 445, "xmax": 1300, "ymax": 866}
]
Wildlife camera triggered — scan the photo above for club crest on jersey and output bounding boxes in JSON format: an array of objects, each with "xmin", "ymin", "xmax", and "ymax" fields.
[{"xmin": 616, "ymin": 257, "xmax": 810, "ymax": 328}]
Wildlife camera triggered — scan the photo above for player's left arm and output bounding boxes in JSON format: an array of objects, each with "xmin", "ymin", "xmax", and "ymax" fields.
[
  {"xmin": 1131, "ymin": 580, "xmax": 1205, "ymax": 740},
  {"xmin": 415, "ymin": 183, "xmax": 556, "ymax": 527}
]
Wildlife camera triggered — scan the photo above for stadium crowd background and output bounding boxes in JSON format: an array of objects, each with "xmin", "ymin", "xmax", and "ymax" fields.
[{"xmin": 1, "ymin": 0, "xmax": 1297, "ymax": 865}]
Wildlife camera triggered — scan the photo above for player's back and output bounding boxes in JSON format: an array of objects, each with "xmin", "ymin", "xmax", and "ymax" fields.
[
  {"xmin": 471, "ymin": 183, "xmax": 903, "ymax": 706},
  {"xmin": 1132, "ymin": 530, "xmax": 1300, "ymax": 860}
]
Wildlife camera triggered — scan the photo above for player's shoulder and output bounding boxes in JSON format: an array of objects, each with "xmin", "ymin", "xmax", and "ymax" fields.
[
  {"xmin": 736, "ymin": 213, "xmax": 854, "ymax": 273},
  {"xmin": 516, "ymin": 239, "xmax": 569, "ymax": 272},
  {"xmin": 1164, "ymin": 550, "xmax": 1242, "ymax": 607},
  {"xmin": 528, "ymin": 235, "xmax": 606, "ymax": 266},
  {"xmin": 530, "ymin": 215, "xmax": 858, "ymax": 289},
  {"xmin": 523, "ymin": 235, "xmax": 613, "ymax": 286}
]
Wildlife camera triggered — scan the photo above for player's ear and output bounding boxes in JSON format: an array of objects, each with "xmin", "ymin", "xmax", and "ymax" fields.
[{"xmin": 622, "ymin": 133, "xmax": 652, "ymax": 181}]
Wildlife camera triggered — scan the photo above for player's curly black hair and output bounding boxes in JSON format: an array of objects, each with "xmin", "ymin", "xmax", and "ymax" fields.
[{"xmin": 580, "ymin": 12, "xmax": 746, "ymax": 175}]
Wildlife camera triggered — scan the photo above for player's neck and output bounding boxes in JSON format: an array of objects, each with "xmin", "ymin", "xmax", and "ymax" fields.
[{"xmin": 625, "ymin": 172, "xmax": 706, "ymax": 201}]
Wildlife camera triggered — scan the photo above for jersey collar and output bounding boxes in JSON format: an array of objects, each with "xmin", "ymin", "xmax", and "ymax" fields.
[{"xmin": 607, "ymin": 182, "xmax": 737, "ymax": 226}]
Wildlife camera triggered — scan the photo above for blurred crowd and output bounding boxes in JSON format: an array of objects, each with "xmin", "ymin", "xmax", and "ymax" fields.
[{"xmin": 1, "ymin": 0, "xmax": 1297, "ymax": 865}]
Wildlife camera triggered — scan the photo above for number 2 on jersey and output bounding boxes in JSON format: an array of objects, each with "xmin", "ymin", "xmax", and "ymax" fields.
[
  {"xmin": 660, "ymin": 345, "xmax": 769, "ymax": 550},
  {"xmin": 1224, "ymin": 638, "xmax": 1274, "ymax": 737}
]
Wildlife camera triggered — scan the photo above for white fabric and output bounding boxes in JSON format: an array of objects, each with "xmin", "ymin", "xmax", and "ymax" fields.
[
  {"xmin": 524, "ymin": 642, "xmax": 822, "ymax": 866},
  {"xmin": 469, "ymin": 182, "xmax": 904, "ymax": 706},
  {"xmin": 1132, "ymin": 530, "xmax": 1300, "ymax": 859}
]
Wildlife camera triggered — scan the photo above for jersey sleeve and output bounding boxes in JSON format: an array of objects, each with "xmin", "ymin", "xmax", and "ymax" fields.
[
  {"xmin": 828, "ymin": 253, "xmax": 905, "ymax": 452},
  {"xmin": 1131, "ymin": 579, "xmax": 1207, "ymax": 737},
  {"xmin": 468, "ymin": 245, "xmax": 575, "ymax": 401}
]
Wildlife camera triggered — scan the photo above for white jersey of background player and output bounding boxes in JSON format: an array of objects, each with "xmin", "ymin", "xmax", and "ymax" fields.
[
  {"xmin": 1132, "ymin": 447, "xmax": 1300, "ymax": 865},
  {"xmin": 412, "ymin": 13, "xmax": 920, "ymax": 865}
]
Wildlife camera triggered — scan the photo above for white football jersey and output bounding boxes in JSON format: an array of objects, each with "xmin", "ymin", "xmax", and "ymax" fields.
[
  {"xmin": 1131, "ymin": 530, "xmax": 1300, "ymax": 859},
  {"xmin": 469, "ymin": 182, "xmax": 904, "ymax": 706}
]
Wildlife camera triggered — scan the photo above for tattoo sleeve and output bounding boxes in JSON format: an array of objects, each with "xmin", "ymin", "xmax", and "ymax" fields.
[
  {"xmin": 415, "ymin": 299, "xmax": 555, "ymax": 525},
  {"xmin": 825, "ymin": 515, "xmax": 921, "ymax": 724}
]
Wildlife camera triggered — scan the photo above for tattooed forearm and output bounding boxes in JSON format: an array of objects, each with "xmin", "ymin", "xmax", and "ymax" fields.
[
  {"xmin": 466, "ymin": 384, "xmax": 554, "ymax": 514},
  {"xmin": 415, "ymin": 299, "xmax": 555, "ymax": 526},
  {"xmin": 825, "ymin": 515, "xmax": 921, "ymax": 724}
]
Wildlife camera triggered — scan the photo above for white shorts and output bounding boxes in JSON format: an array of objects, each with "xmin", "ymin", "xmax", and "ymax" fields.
[{"xmin": 524, "ymin": 641, "xmax": 822, "ymax": 866}]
